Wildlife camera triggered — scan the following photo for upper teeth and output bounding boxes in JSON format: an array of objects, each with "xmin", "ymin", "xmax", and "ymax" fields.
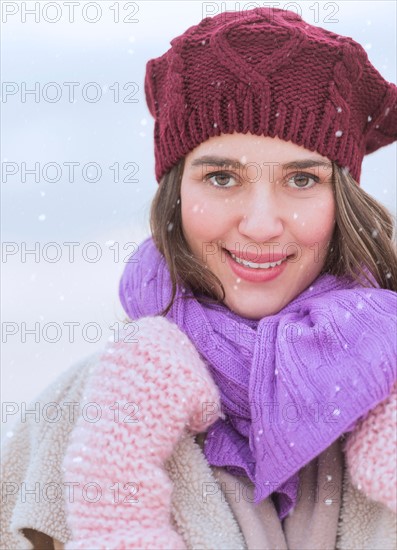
[{"xmin": 230, "ymin": 252, "xmax": 286, "ymax": 269}]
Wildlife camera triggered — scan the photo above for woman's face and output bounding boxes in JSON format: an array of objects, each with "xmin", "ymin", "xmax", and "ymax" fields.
[{"xmin": 180, "ymin": 132, "xmax": 336, "ymax": 319}]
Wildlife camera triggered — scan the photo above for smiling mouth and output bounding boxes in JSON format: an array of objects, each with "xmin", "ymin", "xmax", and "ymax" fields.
[
  {"xmin": 223, "ymin": 249, "xmax": 294, "ymax": 270},
  {"xmin": 230, "ymin": 252, "xmax": 287, "ymax": 269}
]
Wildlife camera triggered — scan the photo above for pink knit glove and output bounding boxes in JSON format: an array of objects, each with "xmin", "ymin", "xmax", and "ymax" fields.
[
  {"xmin": 63, "ymin": 316, "xmax": 222, "ymax": 549},
  {"xmin": 344, "ymin": 381, "xmax": 397, "ymax": 513}
]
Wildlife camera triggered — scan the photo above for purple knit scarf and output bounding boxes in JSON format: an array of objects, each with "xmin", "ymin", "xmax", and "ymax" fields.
[{"xmin": 119, "ymin": 236, "xmax": 397, "ymax": 519}]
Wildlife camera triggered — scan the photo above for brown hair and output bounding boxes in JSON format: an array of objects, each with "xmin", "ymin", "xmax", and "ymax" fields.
[{"xmin": 149, "ymin": 159, "xmax": 397, "ymax": 316}]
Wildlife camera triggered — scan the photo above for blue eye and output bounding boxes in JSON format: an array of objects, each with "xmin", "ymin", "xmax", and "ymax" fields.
[
  {"xmin": 204, "ymin": 171, "xmax": 238, "ymax": 189},
  {"xmin": 287, "ymin": 172, "xmax": 319, "ymax": 189}
]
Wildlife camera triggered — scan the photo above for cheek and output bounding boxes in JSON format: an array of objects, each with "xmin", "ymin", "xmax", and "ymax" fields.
[
  {"xmin": 181, "ymin": 200, "xmax": 208, "ymax": 259},
  {"xmin": 181, "ymin": 207, "xmax": 208, "ymax": 248},
  {"xmin": 181, "ymin": 187, "xmax": 230, "ymax": 243},
  {"xmin": 292, "ymin": 195, "xmax": 335, "ymax": 246}
]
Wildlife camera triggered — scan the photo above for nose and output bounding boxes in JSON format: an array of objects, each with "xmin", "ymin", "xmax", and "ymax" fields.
[{"xmin": 237, "ymin": 183, "xmax": 284, "ymax": 243}]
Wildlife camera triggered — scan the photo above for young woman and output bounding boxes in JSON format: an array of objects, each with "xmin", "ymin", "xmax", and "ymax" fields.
[{"xmin": 2, "ymin": 7, "xmax": 396, "ymax": 550}]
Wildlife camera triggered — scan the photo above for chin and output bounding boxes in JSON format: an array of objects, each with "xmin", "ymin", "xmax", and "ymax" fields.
[{"xmin": 224, "ymin": 295, "xmax": 281, "ymax": 320}]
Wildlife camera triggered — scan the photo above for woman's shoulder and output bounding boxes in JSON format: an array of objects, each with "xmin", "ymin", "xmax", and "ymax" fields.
[
  {"xmin": 2, "ymin": 350, "xmax": 103, "ymax": 450},
  {"xmin": 0, "ymin": 350, "xmax": 103, "ymax": 549},
  {"xmin": 35, "ymin": 350, "xmax": 103, "ymax": 405}
]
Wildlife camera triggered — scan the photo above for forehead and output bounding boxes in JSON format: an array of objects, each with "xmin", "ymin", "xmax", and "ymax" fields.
[{"xmin": 186, "ymin": 132, "xmax": 331, "ymax": 168}]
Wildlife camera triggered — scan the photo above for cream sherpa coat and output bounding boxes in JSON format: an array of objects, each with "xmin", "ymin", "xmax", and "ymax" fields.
[{"xmin": 1, "ymin": 316, "xmax": 396, "ymax": 549}]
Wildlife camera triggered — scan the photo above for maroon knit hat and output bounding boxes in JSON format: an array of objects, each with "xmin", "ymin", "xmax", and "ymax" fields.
[{"xmin": 144, "ymin": 7, "xmax": 397, "ymax": 183}]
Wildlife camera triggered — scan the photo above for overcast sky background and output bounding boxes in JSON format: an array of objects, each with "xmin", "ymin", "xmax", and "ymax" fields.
[{"xmin": 1, "ymin": 1, "xmax": 396, "ymax": 428}]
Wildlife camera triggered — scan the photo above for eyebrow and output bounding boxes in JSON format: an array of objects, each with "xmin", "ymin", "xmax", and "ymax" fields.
[{"xmin": 190, "ymin": 156, "xmax": 332, "ymax": 171}]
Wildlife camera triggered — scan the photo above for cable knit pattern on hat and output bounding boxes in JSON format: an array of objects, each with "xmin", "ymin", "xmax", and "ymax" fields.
[
  {"xmin": 63, "ymin": 316, "xmax": 221, "ymax": 550},
  {"xmin": 144, "ymin": 7, "xmax": 397, "ymax": 183},
  {"xmin": 344, "ymin": 380, "xmax": 397, "ymax": 514}
]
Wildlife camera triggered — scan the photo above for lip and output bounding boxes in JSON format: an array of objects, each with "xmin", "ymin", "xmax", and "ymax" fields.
[
  {"xmin": 226, "ymin": 249, "xmax": 289, "ymax": 263},
  {"xmin": 224, "ymin": 249, "xmax": 290, "ymax": 283}
]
